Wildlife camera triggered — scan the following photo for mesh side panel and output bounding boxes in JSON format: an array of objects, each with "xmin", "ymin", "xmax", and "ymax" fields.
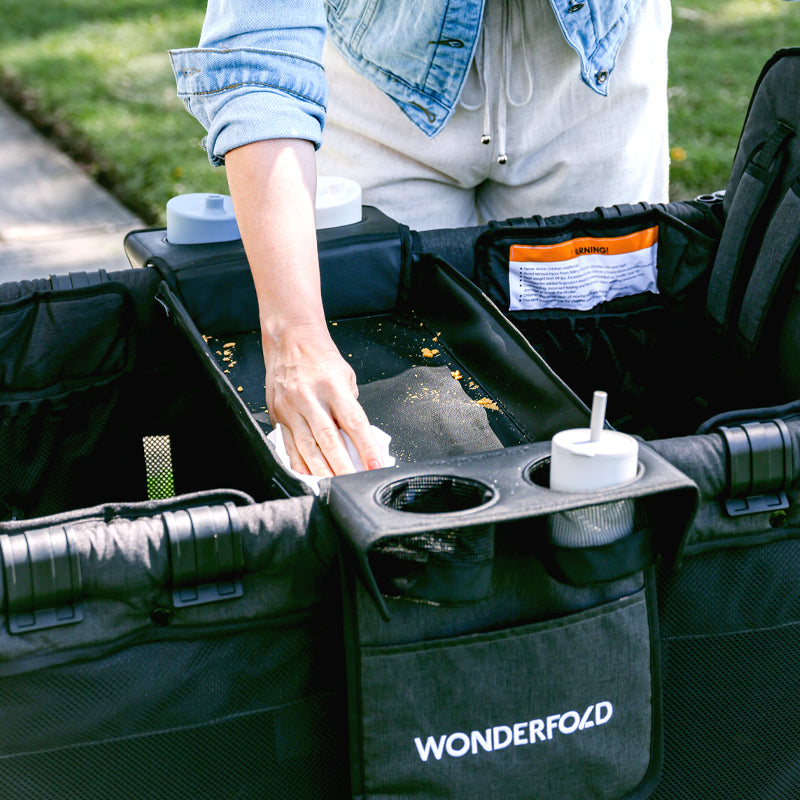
[
  {"xmin": 655, "ymin": 540, "xmax": 800, "ymax": 800},
  {"xmin": 142, "ymin": 435, "xmax": 175, "ymax": 499},
  {"xmin": 0, "ymin": 385, "xmax": 143, "ymax": 521},
  {"xmin": 0, "ymin": 616, "xmax": 348, "ymax": 800}
]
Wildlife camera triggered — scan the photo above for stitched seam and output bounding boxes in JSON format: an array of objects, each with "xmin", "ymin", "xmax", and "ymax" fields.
[
  {"xmin": 182, "ymin": 81, "xmax": 325, "ymax": 108},
  {"xmin": 350, "ymin": 0, "xmax": 378, "ymax": 48},
  {"xmin": 175, "ymin": 46, "xmax": 323, "ymax": 69}
]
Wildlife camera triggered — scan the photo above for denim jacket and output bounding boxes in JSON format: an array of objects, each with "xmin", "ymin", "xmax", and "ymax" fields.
[{"xmin": 169, "ymin": 0, "xmax": 648, "ymax": 165}]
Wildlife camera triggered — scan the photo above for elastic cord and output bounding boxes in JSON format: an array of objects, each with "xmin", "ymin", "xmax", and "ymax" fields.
[{"xmin": 460, "ymin": 0, "xmax": 533, "ymax": 164}]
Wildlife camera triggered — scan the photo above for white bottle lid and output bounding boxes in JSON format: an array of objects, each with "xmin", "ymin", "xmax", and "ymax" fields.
[
  {"xmin": 315, "ymin": 176, "xmax": 362, "ymax": 229},
  {"xmin": 166, "ymin": 193, "xmax": 240, "ymax": 244},
  {"xmin": 549, "ymin": 391, "xmax": 639, "ymax": 492},
  {"xmin": 166, "ymin": 177, "xmax": 363, "ymax": 244}
]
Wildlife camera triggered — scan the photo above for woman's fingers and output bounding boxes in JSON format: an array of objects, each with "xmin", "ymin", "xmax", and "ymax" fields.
[
  {"xmin": 333, "ymin": 397, "xmax": 384, "ymax": 472},
  {"xmin": 264, "ymin": 323, "xmax": 383, "ymax": 476}
]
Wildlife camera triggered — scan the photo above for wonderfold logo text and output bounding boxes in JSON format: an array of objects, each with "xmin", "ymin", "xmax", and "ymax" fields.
[{"xmin": 414, "ymin": 701, "xmax": 614, "ymax": 762}]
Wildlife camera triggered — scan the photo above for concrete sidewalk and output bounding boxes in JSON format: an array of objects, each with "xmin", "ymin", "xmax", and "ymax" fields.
[{"xmin": 0, "ymin": 99, "xmax": 144, "ymax": 284}]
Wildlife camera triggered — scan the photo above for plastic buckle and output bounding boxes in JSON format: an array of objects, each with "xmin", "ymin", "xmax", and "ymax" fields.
[
  {"xmin": 0, "ymin": 528, "xmax": 84, "ymax": 634},
  {"xmin": 164, "ymin": 502, "xmax": 245, "ymax": 607},
  {"xmin": 720, "ymin": 419, "xmax": 793, "ymax": 516},
  {"xmin": 50, "ymin": 270, "xmax": 110, "ymax": 290}
]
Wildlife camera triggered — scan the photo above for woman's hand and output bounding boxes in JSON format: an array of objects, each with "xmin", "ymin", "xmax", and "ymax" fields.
[{"xmin": 263, "ymin": 320, "xmax": 382, "ymax": 476}]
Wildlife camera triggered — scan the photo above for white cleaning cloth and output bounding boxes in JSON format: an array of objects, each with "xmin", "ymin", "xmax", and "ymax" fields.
[{"xmin": 267, "ymin": 424, "xmax": 395, "ymax": 494}]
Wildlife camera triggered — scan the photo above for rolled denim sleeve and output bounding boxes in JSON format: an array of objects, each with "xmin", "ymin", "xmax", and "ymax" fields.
[{"xmin": 169, "ymin": 0, "xmax": 327, "ymax": 165}]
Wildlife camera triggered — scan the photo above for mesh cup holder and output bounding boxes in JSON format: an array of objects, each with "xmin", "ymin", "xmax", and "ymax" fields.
[
  {"xmin": 370, "ymin": 476, "xmax": 496, "ymax": 604},
  {"xmin": 378, "ymin": 475, "xmax": 494, "ymax": 514}
]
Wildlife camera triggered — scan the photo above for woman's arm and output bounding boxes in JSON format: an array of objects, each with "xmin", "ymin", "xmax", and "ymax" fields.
[{"xmin": 225, "ymin": 138, "xmax": 383, "ymax": 476}]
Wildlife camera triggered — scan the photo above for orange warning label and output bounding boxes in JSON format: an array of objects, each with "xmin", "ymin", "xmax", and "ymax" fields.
[
  {"xmin": 509, "ymin": 227, "xmax": 659, "ymax": 262},
  {"xmin": 507, "ymin": 226, "xmax": 659, "ymax": 311}
]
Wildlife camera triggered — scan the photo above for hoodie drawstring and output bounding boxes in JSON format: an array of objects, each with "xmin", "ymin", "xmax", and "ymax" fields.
[{"xmin": 460, "ymin": 0, "xmax": 533, "ymax": 165}]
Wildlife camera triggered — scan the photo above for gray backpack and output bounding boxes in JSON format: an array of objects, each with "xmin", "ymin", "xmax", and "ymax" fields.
[{"xmin": 706, "ymin": 48, "xmax": 800, "ymax": 379}]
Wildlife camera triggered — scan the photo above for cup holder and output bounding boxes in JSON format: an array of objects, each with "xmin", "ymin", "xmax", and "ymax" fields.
[
  {"xmin": 371, "ymin": 476, "xmax": 496, "ymax": 604},
  {"xmin": 526, "ymin": 458, "xmax": 551, "ymax": 489},
  {"xmin": 378, "ymin": 475, "xmax": 495, "ymax": 514}
]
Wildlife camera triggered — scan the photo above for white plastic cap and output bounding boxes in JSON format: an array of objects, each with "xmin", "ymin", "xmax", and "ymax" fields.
[
  {"xmin": 166, "ymin": 193, "xmax": 240, "ymax": 244},
  {"xmin": 315, "ymin": 176, "xmax": 362, "ymax": 229},
  {"xmin": 550, "ymin": 391, "xmax": 638, "ymax": 491},
  {"xmin": 549, "ymin": 428, "xmax": 639, "ymax": 492}
]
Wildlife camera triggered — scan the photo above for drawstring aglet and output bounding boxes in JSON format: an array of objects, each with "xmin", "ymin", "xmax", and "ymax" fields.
[
  {"xmin": 481, "ymin": 134, "xmax": 491, "ymax": 145},
  {"xmin": 497, "ymin": 154, "xmax": 508, "ymax": 165}
]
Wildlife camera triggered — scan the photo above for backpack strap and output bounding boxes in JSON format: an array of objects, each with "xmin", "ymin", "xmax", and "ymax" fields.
[
  {"xmin": 706, "ymin": 121, "xmax": 796, "ymax": 330},
  {"xmin": 737, "ymin": 174, "xmax": 800, "ymax": 356}
]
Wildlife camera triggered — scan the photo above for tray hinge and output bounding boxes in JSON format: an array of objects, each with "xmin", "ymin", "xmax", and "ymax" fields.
[
  {"xmin": 0, "ymin": 528, "xmax": 84, "ymax": 634},
  {"xmin": 720, "ymin": 419, "xmax": 793, "ymax": 516},
  {"xmin": 164, "ymin": 502, "xmax": 245, "ymax": 607}
]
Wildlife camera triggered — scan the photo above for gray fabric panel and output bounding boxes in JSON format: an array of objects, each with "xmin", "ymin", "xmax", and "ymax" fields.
[
  {"xmin": 0, "ymin": 494, "xmax": 331, "ymax": 675},
  {"xmin": 650, "ymin": 419, "xmax": 800, "ymax": 553},
  {"xmin": 723, "ymin": 52, "xmax": 800, "ymax": 211},
  {"xmin": 357, "ymin": 591, "xmax": 653, "ymax": 799},
  {"xmin": 0, "ymin": 278, "xmax": 54, "ymax": 301}
]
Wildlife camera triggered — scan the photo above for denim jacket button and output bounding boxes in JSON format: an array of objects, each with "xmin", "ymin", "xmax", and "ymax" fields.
[
  {"xmin": 567, "ymin": 2, "xmax": 585, "ymax": 11},
  {"xmin": 595, "ymin": 70, "xmax": 609, "ymax": 84}
]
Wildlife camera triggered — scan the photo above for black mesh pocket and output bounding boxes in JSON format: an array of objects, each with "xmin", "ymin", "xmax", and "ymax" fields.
[
  {"xmin": 378, "ymin": 475, "xmax": 494, "ymax": 514},
  {"xmin": 655, "ymin": 539, "xmax": 800, "ymax": 799},
  {"xmin": 0, "ymin": 616, "xmax": 348, "ymax": 800},
  {"xmin": 0, "ymin": 282, "xmax": 143, "ymax": 520},
  {"xmin": 0, "ymin": 382, "xmax": 143, "ymax": 520},
  {"xmin": 512, "ymin": 306, "xmax": 672, "ymax": 435}
]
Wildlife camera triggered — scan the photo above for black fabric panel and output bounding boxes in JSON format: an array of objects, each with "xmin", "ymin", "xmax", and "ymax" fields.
[
  {"xmin": 125, "ymin": 207, "xmax": 407, "ymax": 335},
  {"xmin": 723, "ymin": 48, "xmax": 800, "ymax": 215},
  {"xmin": 412, "ymin": 200, "xmax": 720, "ymax": 283},
  {"xmin": 0, "ymin": 283, "xmax": 137, "ymax": 410}
]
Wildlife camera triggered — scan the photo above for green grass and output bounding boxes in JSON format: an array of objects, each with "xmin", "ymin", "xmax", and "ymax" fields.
[
  {"xmin": 1, "ymin": 0, "xmax": 799, "ymax": 225},
  {"xmin": 0, "ymin": 1, "xmax": 228, "ymax": 225},
  {"xmin": 668, "ymin": 0, "xmax": 800, "ymax": 197}
]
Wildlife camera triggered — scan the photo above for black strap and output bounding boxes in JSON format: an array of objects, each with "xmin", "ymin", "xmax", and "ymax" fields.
[
  {"xmin": 542, "ymin": 527, "xmax": 656, "ymax": 587},
  {"xmin": 737, "ymin": 175, "xmax": 800, "ymax": 355},
  {"xmin": 706, "ymin": 122, "xmax": 795, "ymax": 330}
]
